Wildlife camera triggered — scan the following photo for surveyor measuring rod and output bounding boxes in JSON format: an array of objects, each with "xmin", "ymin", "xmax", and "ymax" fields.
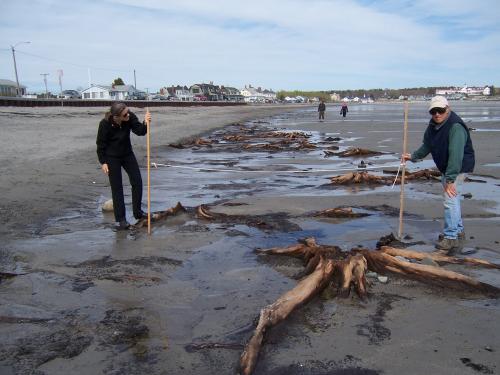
[
  {"xmin": 398, "ymin": 101, "xmax": 409, "ymax": 239},
  {"xmin": 146, "ymin": 106, "xmax": 151, "ymax": 235}
]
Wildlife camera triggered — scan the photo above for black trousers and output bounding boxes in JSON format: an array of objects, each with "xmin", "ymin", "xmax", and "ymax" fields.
[
  {"xmin": 319, "ymin": 111, "xmax": 325, "ymax": 120},
  {"xmin": 107, "ymin": 153, "xmax": 143, "ymax": 222}
]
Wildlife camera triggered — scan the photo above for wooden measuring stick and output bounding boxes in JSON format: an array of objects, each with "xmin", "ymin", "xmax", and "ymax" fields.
[
  {"xmin": 398, "ymin": 100, "xmax": 409, "ymax": 239},
  {"xmin": 146, "ymin": 107, "xmax": 151, "ymax": 235}
]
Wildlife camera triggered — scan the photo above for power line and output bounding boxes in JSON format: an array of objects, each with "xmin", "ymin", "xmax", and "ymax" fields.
[{"xmin": 11, "ymin": 50, "xmax": 133, "ymax": 73}]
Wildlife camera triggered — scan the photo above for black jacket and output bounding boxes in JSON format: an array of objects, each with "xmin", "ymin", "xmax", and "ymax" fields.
[
  {"xmin": 96, "ymin": 111, "xmax": 147, "ymax": 164},
  {"xmin": 318, "ymin": 103, "xmax": 326, "ymax": 111}
]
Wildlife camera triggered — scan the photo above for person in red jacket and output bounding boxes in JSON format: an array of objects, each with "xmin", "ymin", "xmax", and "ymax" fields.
[{"xmin": 96, "ymin": 102, "xmax": 151, "ymax": 230}]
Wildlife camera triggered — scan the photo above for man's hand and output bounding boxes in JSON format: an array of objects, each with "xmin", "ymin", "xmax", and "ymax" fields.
[
  {"xmin": 444, "ymin": 181, "xmax": 457, "ymax": 198},
  {"xmin": 401, "ymin": 153, "xmax": 411, "ymax": 164},
  {"xmin": 101, "ymin": 163, "xmax": 109, "ymax": 175}
]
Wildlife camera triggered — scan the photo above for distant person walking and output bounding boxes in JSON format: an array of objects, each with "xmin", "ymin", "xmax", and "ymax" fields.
[
  {"xmin": 96, "ymin": 102, "xmax": 151, "ymax": 230},
  {"xmin": 340, "ymin": 102, "xmax": 348, "ymax": 118},
  {"xmin": 402, "ymin": 96, "xmax": 475, "ymax": 254},
  {"xmin": 318, "ymin": 100, "xmax": 326, "ymax": 121}
]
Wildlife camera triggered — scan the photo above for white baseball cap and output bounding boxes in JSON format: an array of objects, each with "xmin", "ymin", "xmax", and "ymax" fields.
[{"xmin": 428, "ymin": 96, "xmax": 448, "ymax": 111}]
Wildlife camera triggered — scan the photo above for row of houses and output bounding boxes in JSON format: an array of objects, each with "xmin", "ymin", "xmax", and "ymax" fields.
[
  {"xmin": 0, "ymin": 79, "xmax": 277, "ymax": 102},
  {"xmin": 79, "ymin": 82, "xmax": 277, "ymax": 102},
  {"xmin": 436, "ymin": 85, "xmax": 492, "ymax": 97}
]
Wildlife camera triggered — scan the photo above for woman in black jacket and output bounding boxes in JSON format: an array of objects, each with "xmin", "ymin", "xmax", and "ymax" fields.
[{"xmin": 96, "ymin": 102, "xmax": 151, "ymax": 230}]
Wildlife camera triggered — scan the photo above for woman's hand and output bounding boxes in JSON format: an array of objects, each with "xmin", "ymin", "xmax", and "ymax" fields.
[
  {"xmin": 144, "ymin": 112, "xmax": 152, "ymax": 125},
  {"xmin": 101, "ymin": 163, "xmax": 109, "ymax": 175},
  {"xmin": 401, "ymin": 153, "xmax": 411, "ymax": 164}
]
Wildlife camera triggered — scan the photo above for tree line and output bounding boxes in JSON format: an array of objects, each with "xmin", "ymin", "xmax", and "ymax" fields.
[{"xmin": 277, "ymin": 86, "xmax": 496, "ymax": 101}]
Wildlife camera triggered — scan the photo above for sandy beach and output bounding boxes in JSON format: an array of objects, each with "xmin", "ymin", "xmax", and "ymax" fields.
[{"xmin": 0, "ymin": 101, "xmax": 499, "ymax": 375}]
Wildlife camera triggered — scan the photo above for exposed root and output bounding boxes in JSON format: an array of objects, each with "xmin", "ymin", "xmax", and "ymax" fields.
[
  {"xmin": 168, "ymin": 138, "xmax": 213, "ymax": 148},
  {"xmin": 359, "ymin": 249, "xmax": 499, "ymax": 296},
  {"xmin": 133, "ymin": 202, "xmax": 187, "ymax": 228},
  {"xmin": 312, "ymin": 207, "xmax": 369, "ymax": 218},
  {"xmin": 330, "ymin": 171, "xmax": 393, "ymax": 185},
  {"xmin": 331, "ymin": 148, "xmax": 384, "ymax": 157},
  {"xmin": 196, "ymin": 204, "xmax": 301, "ymax": 232},
  {"xmin": 242, "ymin": 237, "xmax": 499, "ymax": 374},
  {"xmin": 383, "ymin": 168, "xmax": 441, "ymax": 182},
  {"xmin": 239, "ymin": 257, "xmax": 335, "ymax": 375},
  {"xmin": 379, "ymin": 246, "xmax": 500, "ymax": 270}
]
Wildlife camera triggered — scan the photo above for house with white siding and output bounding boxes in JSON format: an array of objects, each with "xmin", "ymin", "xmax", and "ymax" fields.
[
  {"xmin": 81, "ymin": 84, "xmax": 140, "ymax": 100},
  {"xmin": 0, "ymin": 79, "xmax": 27, "ymax": 96}
]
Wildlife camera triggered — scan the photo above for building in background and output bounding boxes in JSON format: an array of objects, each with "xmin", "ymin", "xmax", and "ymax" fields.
[
  {"xmin": 0, "ymin": 79, "xmax": 27, "ymax": 96},
  {"xmin": 81, "ymin": 84, "xmax": 143, "ymax": 100}
]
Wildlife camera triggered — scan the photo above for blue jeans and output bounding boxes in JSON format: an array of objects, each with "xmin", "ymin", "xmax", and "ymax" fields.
[{"xmin": 442, "ymin": 174, "xmax": 465, "ymax": 239}]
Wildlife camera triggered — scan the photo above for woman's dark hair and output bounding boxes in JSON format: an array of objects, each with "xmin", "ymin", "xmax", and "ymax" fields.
[{"xmin": 104, "ymin": 102, "xmax": 127, "ymax": 121}]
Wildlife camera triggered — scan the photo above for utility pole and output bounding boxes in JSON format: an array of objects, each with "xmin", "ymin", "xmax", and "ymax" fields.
[
  {"xmin": 57, "ymin": 69, "xmax": 64, "ymax": 97},
  {"xmin": 134, "ymin": 69, "xmax": 137, "ymax": 89},
  {"xmin": 10, "ymin": 41, "xmax": 31, "ymax": 96},
  {"xmin": 40, "ymin": 73, "xmax": 49, "ymax": 98}
]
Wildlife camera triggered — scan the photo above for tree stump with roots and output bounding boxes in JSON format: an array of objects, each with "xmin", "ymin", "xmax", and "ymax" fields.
[{"xmin": 239, "ymin": 237, "xmax": 500, "ymax": 375}]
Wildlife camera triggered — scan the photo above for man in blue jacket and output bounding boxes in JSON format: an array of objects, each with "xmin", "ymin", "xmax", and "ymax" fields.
[{"xmin": 402, "ymin": 96, "xmax": 475, "ymax": 254}]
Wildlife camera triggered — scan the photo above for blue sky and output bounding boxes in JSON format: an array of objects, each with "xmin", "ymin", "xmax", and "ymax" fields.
[{"xmin": 1, "ymin": 0, "xmax": 499, "ymax": 93}]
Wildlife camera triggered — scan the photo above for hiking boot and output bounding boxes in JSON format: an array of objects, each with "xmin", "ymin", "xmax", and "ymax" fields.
[
  {"xmin": 438, "ymin": 232, "xmax": 465, "ymax": 242},
  {"xmin": 435, "ymin": 237, "xmax": 460, "ymax": 251},
  {"xmin": 115, "ymin": 220, "xmax": 130, "ymax": 231}
]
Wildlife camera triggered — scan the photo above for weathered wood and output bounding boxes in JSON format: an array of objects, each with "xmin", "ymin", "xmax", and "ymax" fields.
[
  {"xmin": 359, "ymin": 250, "xmax": 499, "ymax": 296},
  {"xmin": 239, "ymin": 257, "xmax": 335, "ymax": 375},
  {"xmin": 379, "ymin": 246, "xmax": 500, "ymax": 270},
  {"xmin": 242, "ymin": 238, "xmax": 500, "ymax": 373},
  {"xmin": 133, "ymin": 202, "xmax": 186, "ymax": 228},
  {"xmin": 331, "ymin": 147, "xmax": 384, "ymax": 157},
  {"xmin": 312, "ymin": 207, "xmax": 369, "ymax": 218}
]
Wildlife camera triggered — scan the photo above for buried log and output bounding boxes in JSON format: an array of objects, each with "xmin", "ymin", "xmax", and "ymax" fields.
[
  {"xmin": 240, "ymin": 237, "xmax": 499, "ymax": 374},
  {"xmin": 168, "ymin": 138, "xmax": 213, "ymax": 148},
  {"xmin": 196, "ymin": 204, "xmax": 301, "ymax": 232},
  {"xmin": 312, "ymin": 207, "xmax": 370, "ymax": 218},
  {"xmin": 383, "ymin": 168, "xmax": 441, "ymax": 181},
  {"xmin": 329, "ymin": 169, "xmax": 446, "ymax": 186},
  {"xmin": 330, "ymin": 171, "xmax": 393, "ymax": 185},
  {"xmin": 331, "ymin": 147, "xmax": 384, "ymax": 157}
]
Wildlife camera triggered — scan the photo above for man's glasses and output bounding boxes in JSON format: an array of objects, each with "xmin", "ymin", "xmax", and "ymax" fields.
[{"xmin": 429, "ymin": 107, "xmax": 446, "ymax": 115}]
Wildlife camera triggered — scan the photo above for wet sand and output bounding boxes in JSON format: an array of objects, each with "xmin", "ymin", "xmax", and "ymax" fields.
[{"xmin": 0, "ymin": 101, "xmax": 499, "ymax": 375}]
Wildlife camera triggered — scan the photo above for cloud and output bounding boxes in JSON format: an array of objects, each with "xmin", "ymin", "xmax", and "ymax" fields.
[{"xmin": 1, "ymin": 0, "xmax": 498, "ymax": 92}]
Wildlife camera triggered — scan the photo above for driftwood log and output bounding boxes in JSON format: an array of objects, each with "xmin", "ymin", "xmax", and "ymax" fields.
[{"xmin": 239, "ymin": 237, "xmax": 499, "ymax": 374}]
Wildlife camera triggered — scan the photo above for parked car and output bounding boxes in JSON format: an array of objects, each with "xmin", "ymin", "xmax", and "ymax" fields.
[
  {"xmin": 128, "ymin": 91, "xmax": 147, "ymax": 100},
  {"xmin": 193, "ymin": 94, "xmax": 207, "ymax": 101},
  {"xmin": 151, "ymin": 95, "xmax": 168, "ymax": 100},
  {"xmin": 60, "ymin": 90, "xmax": 80, "ymax": 99}
]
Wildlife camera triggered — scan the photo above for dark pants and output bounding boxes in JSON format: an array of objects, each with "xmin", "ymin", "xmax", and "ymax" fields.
[
  {"xmin": 107, "ymin": 153, "xmax": 143, "ymax": 222},
  {"xmin": 319, "ymin": 111, "xmax": 325, "ymax": 120},
  {"xmin": 341, "ymin": 108, "xmax": 347, "ymax": 118}
]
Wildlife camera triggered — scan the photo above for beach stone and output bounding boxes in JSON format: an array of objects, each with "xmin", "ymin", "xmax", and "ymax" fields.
[
  {"xmin": 421, "ymin": 257, "xmax": 439, "ymax": 267},
  {"xmin": 377, "ymin": 276, "xmax": 389, "ymax": 283},
  {"xmin": 102, "ymin": 199, "xmax": 113, "ymax": 212},
  {"xmin": 394, "ymin": 255, "xmax": 409, "ymax": 262},
  {"xmin": 366, "ymin": 271, "xmax": 378, "ymax": 278}
]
